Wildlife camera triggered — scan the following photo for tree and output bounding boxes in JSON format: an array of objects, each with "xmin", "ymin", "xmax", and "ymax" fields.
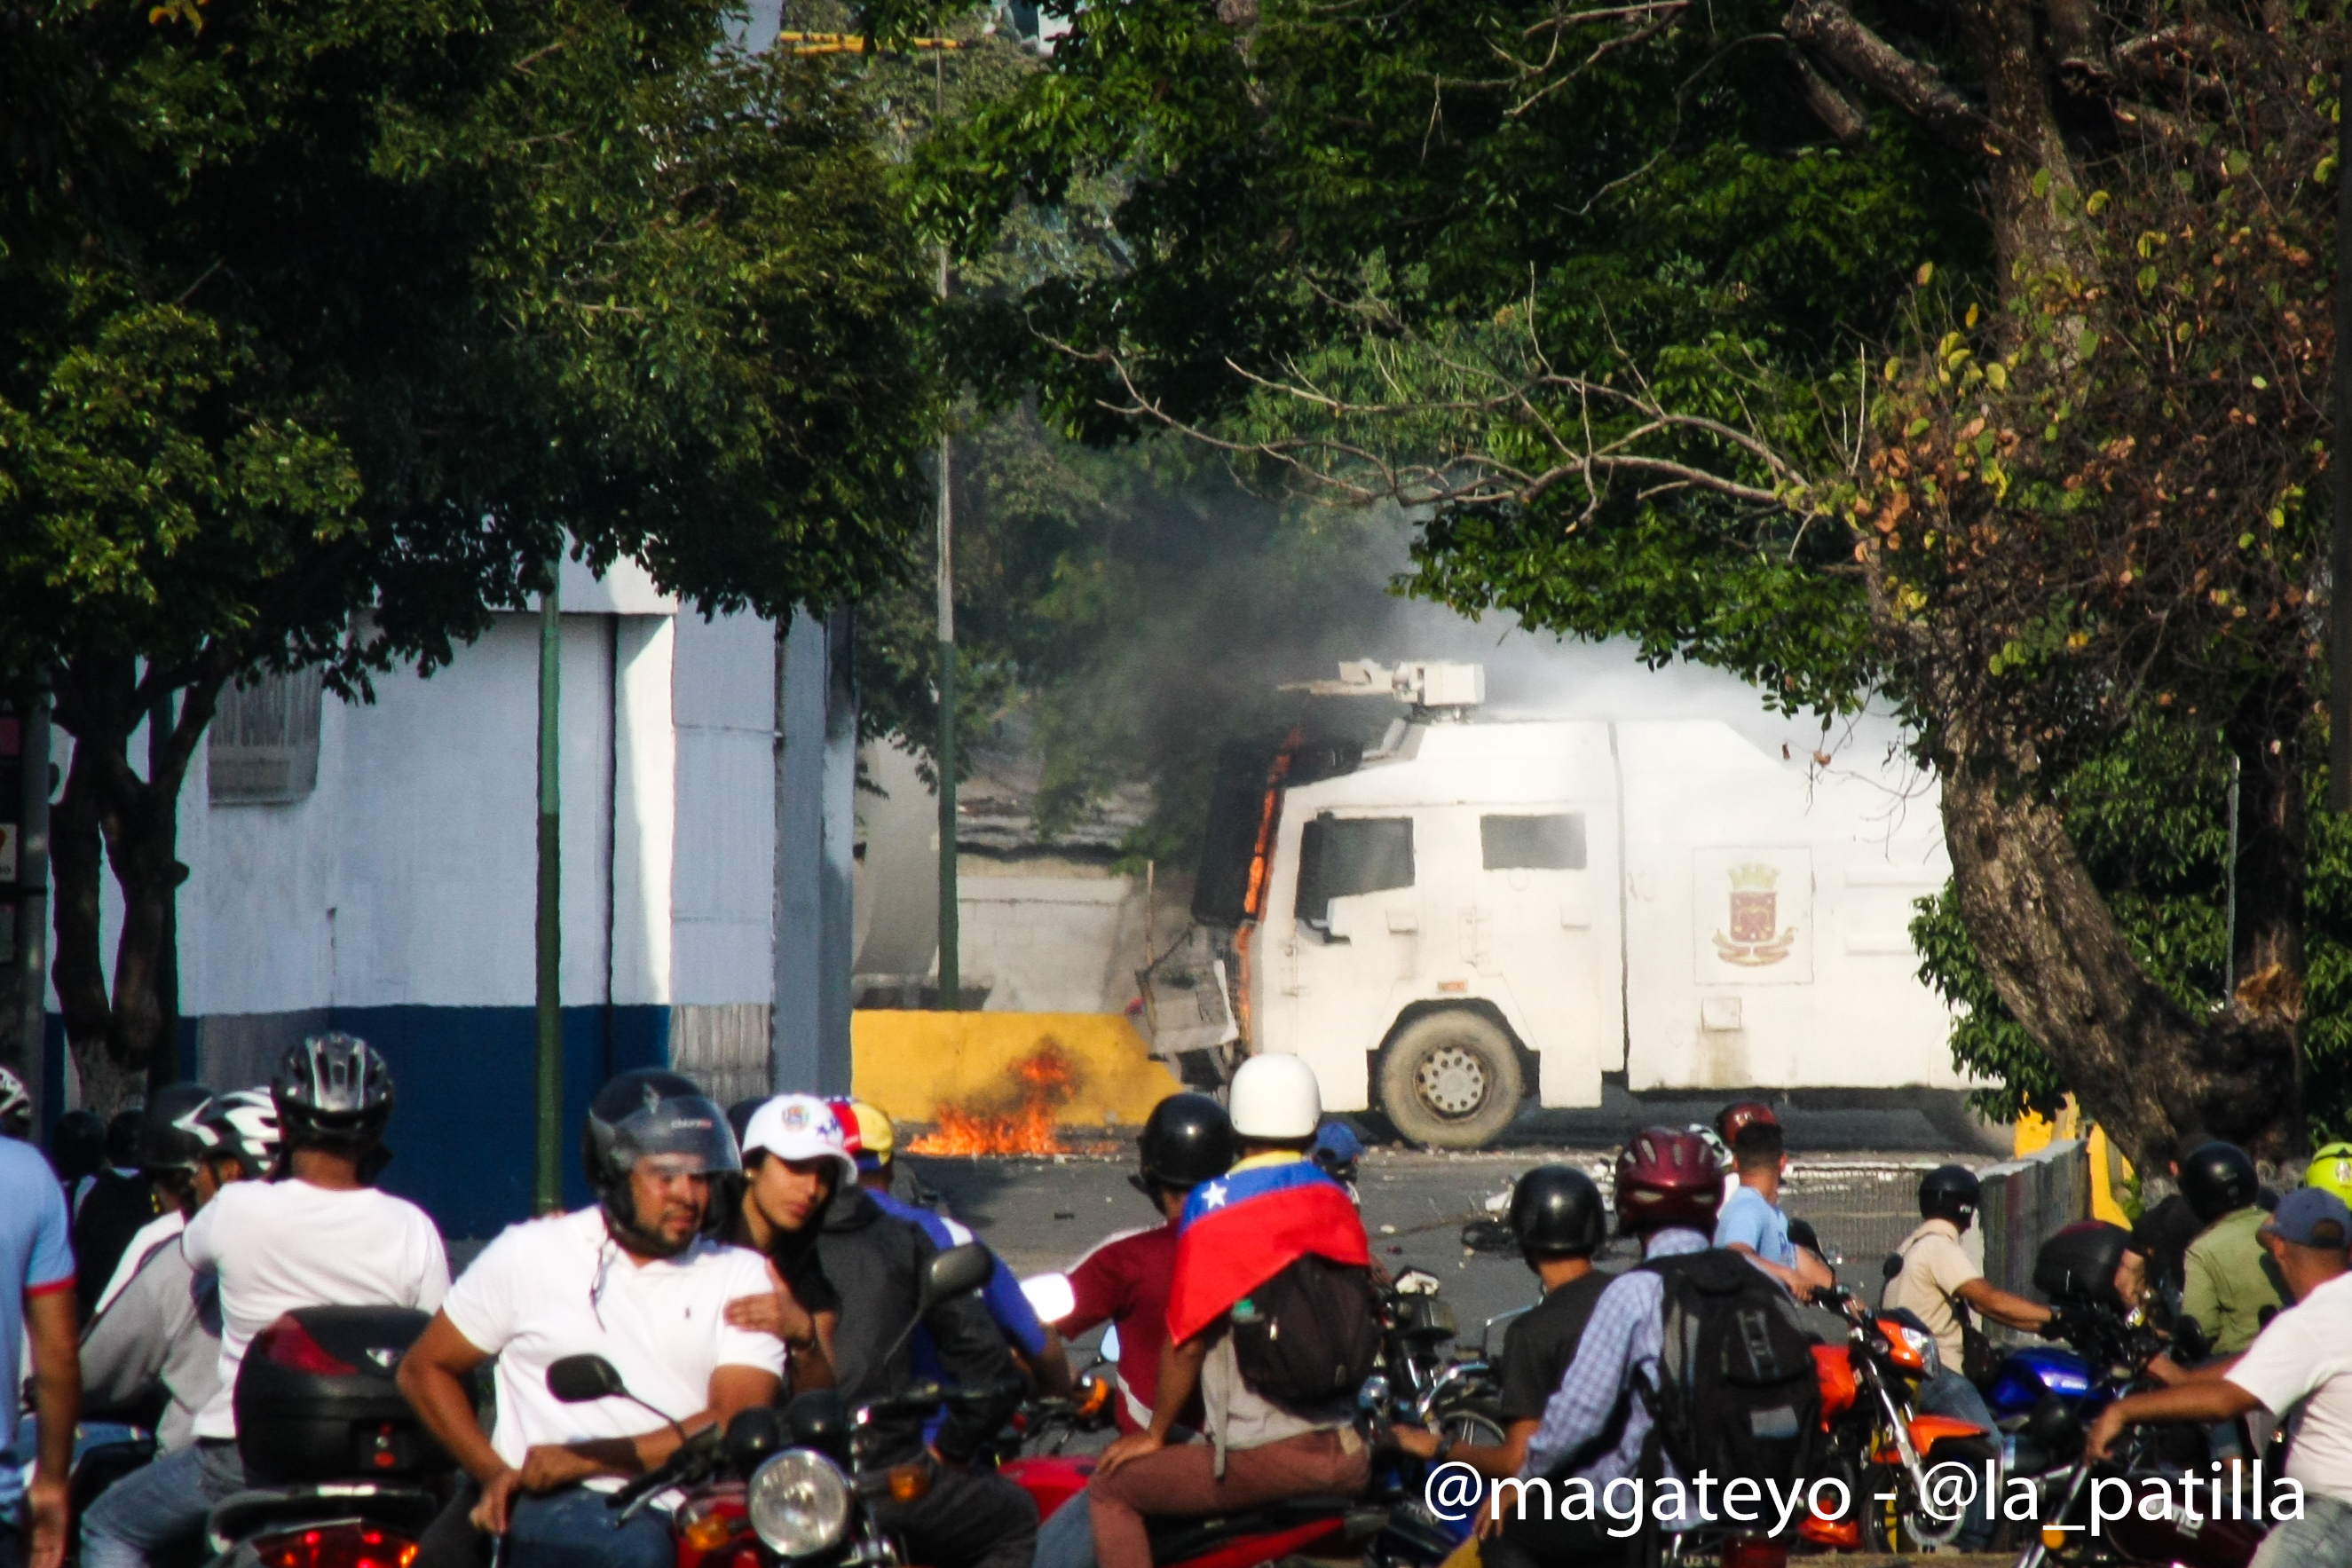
[
  {"xmin": 1, "ymin": 0, "xmax": 935, "ymax": 1113},
  {"xmin": 929, "ymin": 0, "xmax": 2346, "ymax": 1167}
]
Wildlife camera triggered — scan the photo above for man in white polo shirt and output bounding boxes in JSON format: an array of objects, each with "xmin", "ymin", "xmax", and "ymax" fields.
[
  {"xmin": 2088, "ymin": 1186, "xmax": 2352, "ymax": 1568},
  {"xmin": 399, "ymin": 1069, "xmax": 783, "ymax": 1568}
]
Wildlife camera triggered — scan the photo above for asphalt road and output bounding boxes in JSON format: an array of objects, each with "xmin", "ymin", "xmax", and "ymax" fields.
[{"xmin": 906, "ymin": 1103, "xmax": 1988, "ymax": 1346}]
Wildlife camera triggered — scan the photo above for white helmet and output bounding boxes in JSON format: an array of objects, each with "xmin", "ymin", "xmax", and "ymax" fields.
[{"xmin": 1230, "ymin": 1054, "xmax": 1321, "ymax": 1140}]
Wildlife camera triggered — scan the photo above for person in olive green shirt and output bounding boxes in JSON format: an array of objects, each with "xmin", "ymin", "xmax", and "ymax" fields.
[{"xmin": 2182, "ymin": 1203, "xmax": 2288, "ymax": 1355}]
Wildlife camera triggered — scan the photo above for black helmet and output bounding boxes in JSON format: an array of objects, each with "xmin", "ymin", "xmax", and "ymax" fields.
[
  {"xmin": 273, "ymin": 1033, "xmax": 394, "ymax": 1150},
  {"xmin": 1138, "ymin": 1093, "xmax": 1235, "ymax": 1194},
  {"xmin": 0, "ymin": 1065, "xmax": 31, "ymax": 1139},
  {"xmin": 197, "ymin": 1089, "xmax": 283, "ymax": 1180},
  {"xmin": 726, "ymin": 1097, "xmax": 765, "ymax": 1154},
  {"xmin": 1920, "ymin": 1163, "xmax": 1981, "ymax": 1226},
  {"xmin": 138, "ymin": 1084, "xmax": 217, "ymax": 1175},
  {"xmin": 1509, "ymin": 1164, "xmax": 1607, "ymax": 1258},
  {"xmin": 47, "ymin": 1109, "xmax": 105, "ymax": 1184},
  {"xmin": 584, "ymin": 1069, "xmax": 739, "ymax": 1254},
  {"xmin": 2179, "ymin": 1141, "xmax": 2259, "ymax": 1225}
]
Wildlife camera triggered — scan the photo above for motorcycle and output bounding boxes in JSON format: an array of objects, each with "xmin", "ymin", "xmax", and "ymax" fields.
[
  {"xmin": 199, "ymin": 1305, "xmax": 454, "ymax": 1568},
  {"xmin": 1804, "ymin": 1284, "xmax": 2004, "ymax": 1554},
  {"xmin": 532, "ymin": 1241, "xmax": 1008, "ymax": 1568},
  {"xmin": 2000, "ymin": 1299, "xmax": 2260, "ymax": 1568},
  {"xmin": 999, "ymin": 1266, "xmax": 1479, "ymax": 1568}
]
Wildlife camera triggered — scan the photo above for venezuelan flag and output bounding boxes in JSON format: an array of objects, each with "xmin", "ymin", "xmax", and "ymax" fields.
[{"xmin": 1165, "ymin": 1155, "xmax": 1370, "ymax": 1343}]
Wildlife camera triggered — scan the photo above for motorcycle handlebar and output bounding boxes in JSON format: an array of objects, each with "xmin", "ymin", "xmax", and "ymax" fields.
[{"xmin": 857, "ymin": 1376, "xmax": 1027, "ymax": 1422}]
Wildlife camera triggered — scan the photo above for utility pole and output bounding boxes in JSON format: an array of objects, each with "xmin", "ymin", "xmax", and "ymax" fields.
[
  {"xmin": 6, "ymin": 685, "xmax": 49, "ymax": 1123},
  {"xmin": 534, "ymin": 574, "xmax": 562, "ymax": 1212},
  {"xmin": 935, "ymin": 257, "xmax": 959, "ymax": 1013},
  {"xmin": 933, "ymin": 43, "xmax": 961, "ymax": 1012}
]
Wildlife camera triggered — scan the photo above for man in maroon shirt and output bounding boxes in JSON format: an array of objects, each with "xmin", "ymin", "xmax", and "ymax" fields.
[{"xmin": 1032, "ymin": 1093, "xmax": 1235, "ymax": 1568}]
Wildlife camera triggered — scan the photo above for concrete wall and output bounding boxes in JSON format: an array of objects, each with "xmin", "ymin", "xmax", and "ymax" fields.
[{"xmin": 45, "ymin": 562, "xmax": 786, "ymax": 1236}]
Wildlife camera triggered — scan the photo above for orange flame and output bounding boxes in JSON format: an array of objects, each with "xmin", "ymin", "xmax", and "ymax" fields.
[{"xmin": 908, "ymin": 1043, "xmax": 1078, "ymax": 1156}]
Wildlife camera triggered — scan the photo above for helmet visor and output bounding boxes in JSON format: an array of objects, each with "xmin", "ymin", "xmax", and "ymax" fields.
[{"xmin": 609, "ymin": 1092, "xmax": 741, "ymax": 1177}]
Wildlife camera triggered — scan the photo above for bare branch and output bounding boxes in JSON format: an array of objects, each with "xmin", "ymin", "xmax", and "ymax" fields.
[
  {"xmin": 1783, "ymin": 0, "xmax": 1994, "ymax": 150},
  {"xmin": 1791, "ymin": 52, "xmax": 1871, "ymax": 143}
]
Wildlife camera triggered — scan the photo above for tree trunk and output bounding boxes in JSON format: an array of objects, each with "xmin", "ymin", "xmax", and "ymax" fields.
[
  {"xmin": 49, "ymin": 653, "xmax": 221, "ymax": 1118},
  {"xmin": 1934, "ymin": 708, "xmax": 2304, "ymax": 1171},
  {"xmin": 1886, "ymin": 0, "xmax": 2310, "ymax": 1169}
]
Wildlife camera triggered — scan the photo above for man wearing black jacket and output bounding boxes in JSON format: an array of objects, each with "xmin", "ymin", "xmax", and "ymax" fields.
[{"xmin": 801, "ymin": 1180, "xmax": 1035, "ymax": 1568}]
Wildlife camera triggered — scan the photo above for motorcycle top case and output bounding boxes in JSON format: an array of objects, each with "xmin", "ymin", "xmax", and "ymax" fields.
[{"xmin": 233, "ymin": 1306, "xmax": 448, "ymax": 1483}]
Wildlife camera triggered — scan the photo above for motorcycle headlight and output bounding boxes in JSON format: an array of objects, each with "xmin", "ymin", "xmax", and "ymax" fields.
[
  {"xmin": 1898, "ymin": 1325, "xmax": 1943, "ymax": 1379},
  {"xmin": 748, "ymin": 1447, "xmax": 852, "ymax": 1557}
]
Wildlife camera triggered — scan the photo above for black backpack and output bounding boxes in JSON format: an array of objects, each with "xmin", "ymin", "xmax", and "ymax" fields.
[
  {"xmin": 1633, "ymin": 1250, "xmax": 1822, "ymax": 1518},
  {"xmin": 1230, "ymin": 1252, "xmax": 1383, "ymax": 1408}
]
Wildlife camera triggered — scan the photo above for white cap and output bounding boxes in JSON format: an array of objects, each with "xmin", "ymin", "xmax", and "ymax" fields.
[
  {"xmin": 740, "ymin": 1095, "xmax": 859, "ymax": 1189},
  {"xmin": 1229, "ymin": 1053, "xmax": 1322, "ymax": 1140}
]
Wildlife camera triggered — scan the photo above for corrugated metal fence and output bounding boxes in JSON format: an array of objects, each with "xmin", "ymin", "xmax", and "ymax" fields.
[{"xmin": 1978, "ymin": 1136, "xmax": 2093, "ymax": 1300}]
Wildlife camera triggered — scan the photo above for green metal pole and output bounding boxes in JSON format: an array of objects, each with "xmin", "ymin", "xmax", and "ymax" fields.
[
  {"xmin": 535, "ymin": 576, "xmax": 563, "ymax": 1212},
  {"xmin": 935, "ymin": 418, "xmax": 959, "ymax": 1013},
  {"xmin": 935, "ymin": 211, "xmax": 960, "ymax": 1012}
]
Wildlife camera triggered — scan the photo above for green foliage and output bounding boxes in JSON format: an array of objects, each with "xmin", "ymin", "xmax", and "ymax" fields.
[{"xmin": 1, "ymin": 0, "xmax": 936, "ymax": 692}]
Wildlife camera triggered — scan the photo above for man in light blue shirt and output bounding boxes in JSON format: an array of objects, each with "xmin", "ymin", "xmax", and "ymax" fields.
[
  {"xmin": 1712, "ymin": 1122, "xmax": 1830, "ymax": 1299},
  {"xmin": 3, "ymin": 1130, "xmax": 80, "ymax": 1568}
]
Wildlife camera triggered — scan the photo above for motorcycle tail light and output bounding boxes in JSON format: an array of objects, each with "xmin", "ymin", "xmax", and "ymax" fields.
[
  {"xmin": 250, "ymin": 1523, "xmax": 418, "ymax": 1568},
  {"xmin": 1799, "ymin": 1514, "xmax": 1859, "ymax": 1549},
  {"xmin": 1722, "ymin": 1534, "xmax": 1788, "ymax": 1568}
]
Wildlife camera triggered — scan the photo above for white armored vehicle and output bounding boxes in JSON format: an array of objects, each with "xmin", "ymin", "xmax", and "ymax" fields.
[{"xmin": 1142, "ymin": 660, "xmax": 1965, "ymax": 1148}]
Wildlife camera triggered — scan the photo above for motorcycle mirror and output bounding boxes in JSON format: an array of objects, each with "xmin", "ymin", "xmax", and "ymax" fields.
[
  {"xmin": 878, "ymin": 1242, "xmax": 998, "ymax": 1374},
  {"xmin": 925, "ymin": 1241, "xmax": 994, "ymax": 1306},
  {"xmin": 547, "ymin": 1354, "xmax": 627, "ymax": 1404},
  {"xmin": 724, "ymin": 1406, "xmax": 784, "ymax": 1470}
]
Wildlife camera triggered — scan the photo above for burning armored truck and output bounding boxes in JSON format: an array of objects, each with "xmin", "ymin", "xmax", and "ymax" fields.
[{"xmin": 1140, "ymin": 661, "xmax": 1969, "ymax": 1149}]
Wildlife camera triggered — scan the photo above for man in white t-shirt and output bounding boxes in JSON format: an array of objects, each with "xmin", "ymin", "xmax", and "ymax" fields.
[
  {"xmin": 81, "ymin": 1036, "xmax": 450, "ymax": 1568},
  {"xmin": 2088, "ymin": 1186, "xmax": 2352, "ymax": 1568},
  {"xmin": 399, "ymin": 1069, "xmax": 784, "ymax": 1568}
]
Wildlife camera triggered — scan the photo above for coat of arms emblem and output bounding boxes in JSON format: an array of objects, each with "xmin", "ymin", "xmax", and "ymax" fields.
[{"xmin": 1712, "ymin": 862, "xmax": 1797, "ymax": 966}]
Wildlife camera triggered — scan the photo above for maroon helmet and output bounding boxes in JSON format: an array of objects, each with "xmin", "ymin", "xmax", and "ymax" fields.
[
  {"xmin": 1615, "ymin": 1127, "xmax": 1725, "ymax": 1234},
  {"xmin": 1714, "ymin": 1100, "xmax": 1779, "ymax": 1145}
]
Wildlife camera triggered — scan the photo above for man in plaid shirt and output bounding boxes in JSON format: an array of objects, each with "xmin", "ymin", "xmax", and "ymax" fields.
[{"xmin": 1493, "ymin": 1129, "xmax": 1725, "ymax": 1568}]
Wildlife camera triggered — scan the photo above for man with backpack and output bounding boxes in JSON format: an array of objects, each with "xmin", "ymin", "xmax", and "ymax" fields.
[
  {"xmin": 1084, "ymin": 1055, "xmax": 1377, "ymax": 1568},
  {"xmin": 1519, "ymin": 1128, "xmax": 1824, "ymax": 1564}
]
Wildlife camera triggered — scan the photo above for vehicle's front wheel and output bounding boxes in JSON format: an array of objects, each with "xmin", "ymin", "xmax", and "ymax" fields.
[{"xmin": 1377, "ymin": 1012, "xmax": 1525, "ymax": 1150}]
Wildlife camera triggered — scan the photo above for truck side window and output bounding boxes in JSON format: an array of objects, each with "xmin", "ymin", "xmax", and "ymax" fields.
[
  {"xmin": 1296, "ymin": 815, "xmax": 1414, "ymax": 930},
  {"xmin": 1480, "ymin": 813, "xmax": 1586, "ymax": 871}
]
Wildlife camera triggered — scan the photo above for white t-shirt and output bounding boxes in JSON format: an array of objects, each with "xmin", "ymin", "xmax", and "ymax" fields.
[
  {"xmin": 2226, "ymin": 1269, "xmax": 2352, "ymax": 1506},
  {"xmin": 441, "ymin": 1207, "xmax": 784, "ymax": 1481},
  {"xmin": 94, "ymin": 1209, "xmax": 186, "ymax": 1319},
  {"xmin": 182, "ymin": 1178, "xmax": 451, "ymax": 1439}
]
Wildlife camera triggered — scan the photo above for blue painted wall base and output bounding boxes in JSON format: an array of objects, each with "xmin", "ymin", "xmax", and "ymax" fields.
[{"xmin": 43, "ymin": 1004, "xmax": 674, "ymax": 1239}]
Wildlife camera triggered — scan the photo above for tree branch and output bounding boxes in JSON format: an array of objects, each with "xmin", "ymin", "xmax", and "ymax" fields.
[{"xmin": 1783, "ymin": 0, "xmax": 1995, "ymax": 150}]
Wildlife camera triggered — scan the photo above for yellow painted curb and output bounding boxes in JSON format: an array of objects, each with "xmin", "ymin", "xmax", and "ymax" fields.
[{"xmin": 852, "ymin": 1011, "xmax": 1186, "ymax": 1131}]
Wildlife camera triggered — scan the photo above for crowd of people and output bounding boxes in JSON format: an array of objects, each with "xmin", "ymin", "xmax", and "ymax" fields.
[{"xmin": 8, "ymin": 1048, "xmax": 2352, "ymax": 1568}]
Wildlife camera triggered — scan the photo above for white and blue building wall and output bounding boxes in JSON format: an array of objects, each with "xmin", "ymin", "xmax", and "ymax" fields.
[{"xmin": 39, "ymin": 557, "xmax": 855, "ymax": 1237}]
